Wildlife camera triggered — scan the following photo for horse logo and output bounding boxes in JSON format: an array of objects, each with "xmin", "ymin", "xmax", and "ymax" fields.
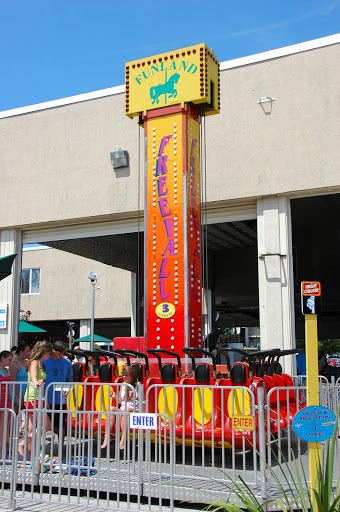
[{"xmin": 150, "ymin": 73, "xmax": 180, "ymax": 105}]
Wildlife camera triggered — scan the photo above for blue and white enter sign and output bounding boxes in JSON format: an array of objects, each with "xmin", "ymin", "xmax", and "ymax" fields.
[
  {"xmin": 130, "ymin": 413, "xmax": 157, "ymax": 430},
  {"xmin": 293, "ymin": 406, "xmax": 336, "ymax": 443}
]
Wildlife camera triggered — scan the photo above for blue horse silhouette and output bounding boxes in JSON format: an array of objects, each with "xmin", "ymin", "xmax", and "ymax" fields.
[{"xmin": 150, "ymin": 73, "xmax": 180, "ymax": 104}]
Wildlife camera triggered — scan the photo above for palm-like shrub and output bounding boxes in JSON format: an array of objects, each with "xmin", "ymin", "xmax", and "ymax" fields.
[{"xmin": 204, "ymin": 413, "xmax": 339, "ymax": 512}]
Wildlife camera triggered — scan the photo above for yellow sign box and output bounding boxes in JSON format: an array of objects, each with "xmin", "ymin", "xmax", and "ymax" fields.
[
  {"xmin": 232, "ymin": 415, "xmax": 255, "ymax": 431},
  {"xmin": 125, "ymin": 43, "xmax": 220, "ymax": 118}
]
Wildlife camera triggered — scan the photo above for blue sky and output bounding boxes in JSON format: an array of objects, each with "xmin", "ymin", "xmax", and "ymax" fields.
[{"xmin": 1, "ymin": 0, "xmax": 339, "ymax": 112}]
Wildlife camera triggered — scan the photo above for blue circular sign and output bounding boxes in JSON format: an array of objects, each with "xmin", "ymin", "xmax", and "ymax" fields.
[{"xmin": 292, "ymin": 406, "xmax": 336, "ymax": 443}]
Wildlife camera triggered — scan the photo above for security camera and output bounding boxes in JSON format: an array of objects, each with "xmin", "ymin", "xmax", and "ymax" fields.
[{"xmin": 88, "ymin": 272, "xmax": 98, "ymax": 282}]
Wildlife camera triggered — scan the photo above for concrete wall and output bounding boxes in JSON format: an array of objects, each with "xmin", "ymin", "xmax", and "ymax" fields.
[
  {"xmin": 206, "ymin": 43, "xmax": 340, "ymax": 201},
  {"xmin": 1, "ymin": 42, "xmax": 339, "ymax": 231},
  {"xmin": 20, "ymin": 248, "xmax": 131, "ymax": 322},
  {"xmin": 0, "ymin": 93, "xmax": 141, "ymax": 228}
]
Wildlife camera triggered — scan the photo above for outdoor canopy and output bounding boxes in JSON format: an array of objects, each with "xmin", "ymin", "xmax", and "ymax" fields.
[
  {"xmin": 73, "ymin": 334, "xmax": 112, "ymax": 343},
  {"xmin": 0, "ymin": 253, "xmax": 17, "ymax": 281},
  {"xmin": 19, "ymin": 320, "xmax": 47, "ymax": 333}
]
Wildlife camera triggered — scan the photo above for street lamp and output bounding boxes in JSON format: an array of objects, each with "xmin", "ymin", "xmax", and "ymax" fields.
[{"xmin": 88, "ymin": 272, "xmax": 98, "ymax": 350}]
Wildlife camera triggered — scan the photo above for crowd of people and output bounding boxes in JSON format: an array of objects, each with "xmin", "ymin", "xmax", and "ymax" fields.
[{"xmin": 0, "ymin": 340, "xmax": 139, "ymax": 459}]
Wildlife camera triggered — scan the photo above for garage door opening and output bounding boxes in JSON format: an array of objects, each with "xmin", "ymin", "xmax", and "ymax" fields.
[
  {"xmin": 20, "ymin": 216, "xmax": 259, "ymax": 349},
  {"xmin": 206, "ymin": 219, "xmax": 259, "ymax": 348},
  {"xmin": 291, "ymin": 193, "xmax": 340, "ymax": 342}
]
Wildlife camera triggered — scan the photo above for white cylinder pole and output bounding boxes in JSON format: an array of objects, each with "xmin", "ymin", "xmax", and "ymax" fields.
[{"xmin": 90, "ymin": 281, "xmax": 95, "ymax": 351}]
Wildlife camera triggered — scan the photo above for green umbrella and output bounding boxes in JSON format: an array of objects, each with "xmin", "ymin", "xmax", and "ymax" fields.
[
  {"xmin": 19, "ymin": 320, "xmax": 47, "ymax": 333},
  {"xmin": 0, "ymin": 253, "xmax": 17, "ymax": 281},
  {"xmin": 73, "ymin": 334, "xmax": 112, "ymax": 343}
]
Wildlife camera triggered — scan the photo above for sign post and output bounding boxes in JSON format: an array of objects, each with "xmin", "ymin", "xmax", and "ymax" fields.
[{"xmin": 301, "ymin": 281, "xmax": 322, "ymax": 489}]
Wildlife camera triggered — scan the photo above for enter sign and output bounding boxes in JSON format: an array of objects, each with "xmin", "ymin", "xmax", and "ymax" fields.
[{"xmin": 232, "ymin": 415, "xmax": 255, "ymax": 431}]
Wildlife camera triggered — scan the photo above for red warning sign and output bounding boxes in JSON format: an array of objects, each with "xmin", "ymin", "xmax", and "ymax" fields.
[{"xmin": 301, "ymin": 281, "xmax": 321, "ymax": 296}]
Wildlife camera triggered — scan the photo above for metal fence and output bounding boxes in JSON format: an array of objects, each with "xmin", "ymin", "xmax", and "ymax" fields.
[
  {"xmin": 266, "ymin": 383, "xmax": 340, "ymax": 500},
  {"xmin": 144, "ymin": 382, "xmax": 263, "ymax": 504},
  {"xmin": 0, "ymin": 379, "xmax": 339, "ymax": 512}
]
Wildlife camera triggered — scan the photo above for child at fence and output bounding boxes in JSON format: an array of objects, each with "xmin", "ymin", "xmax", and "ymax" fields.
[
  {"xmin": 0, "ymin": 350, "xmax": 13, "ymax": 458},
  {"xmin": 18, "ymin": 340, "xmax": 52, "ymax": 458},
  {"xmin": 101, "ymin": 366, "xmax": 138, "ymax": 450},
  {"xmin": 9, "ymin": 343, "xmax": 30, "ymax": 413}
]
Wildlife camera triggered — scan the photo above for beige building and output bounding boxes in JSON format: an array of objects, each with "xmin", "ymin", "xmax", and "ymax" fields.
[
  {"xmin": 20, "ymin": 246, "xmax": 132, "ymax": 341},
  {"xmin": 1, "ymin": 34, "xmax": 339, "ymax": 373}
]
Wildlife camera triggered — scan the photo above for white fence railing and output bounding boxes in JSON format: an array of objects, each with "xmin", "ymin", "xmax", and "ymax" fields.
[{"xmin": 0, "ymin": 379, "xmax": 338, "ymax": 511}]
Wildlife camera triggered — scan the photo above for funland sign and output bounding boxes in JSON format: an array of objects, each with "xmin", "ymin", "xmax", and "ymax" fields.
[{"xmin": 125, "ymin": 43, "xmax": 220, "ymax": 118}]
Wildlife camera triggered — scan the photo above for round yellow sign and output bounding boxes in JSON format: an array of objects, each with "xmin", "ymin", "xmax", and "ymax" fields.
[{"xmin": 155, "ymin": 302, "xmax": 176, "ymax": 319}]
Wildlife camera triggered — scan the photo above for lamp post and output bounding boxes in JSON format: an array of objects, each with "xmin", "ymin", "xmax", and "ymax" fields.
[{"xmin": 88, "ymin": 272, "xmax": 98, "ymax": 351}]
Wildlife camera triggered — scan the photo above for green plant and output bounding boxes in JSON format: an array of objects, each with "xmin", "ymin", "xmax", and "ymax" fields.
[
  {"xmin": 318, "ymin": 339, "xmax": 340, "ymax": 357},
  {"xmin": 296, "ymin": 338, "xmax": 340, "ymax": 356},
  {"xmin": 202, "ymin": 413, "xmax": 340, "ymax": 512},
  {"xmin": 296, "ymin": 339, "xmax": 306, "ymax": 350},
  {"xmin": 220, "ymin": 328, "xmax": 234, "ymax": 336},
  {"xmin": 311, "ymin": 416, "xmax": 340, "ymax": 512}
]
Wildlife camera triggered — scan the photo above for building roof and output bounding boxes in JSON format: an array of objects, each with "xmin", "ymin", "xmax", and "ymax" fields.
[{"xmin": 1, "ymin": 33, "xmax": 339, "ymax": 119}]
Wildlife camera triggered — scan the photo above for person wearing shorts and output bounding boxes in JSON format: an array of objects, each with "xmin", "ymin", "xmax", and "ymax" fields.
[
  {"xmin": 19, "ymin": 340, "xmax": 52, "ymax": 459},
  {"xmin": 44, "ymin": 340, "xmax": 73, "ymax": 445}
]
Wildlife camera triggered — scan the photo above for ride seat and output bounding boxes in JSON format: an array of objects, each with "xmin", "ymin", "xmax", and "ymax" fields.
[
  {"xmin": 221, "ymin": 363, "xmax": 253, "ymax": 432},
  {"xmin": 259, "ymin": 362, "xmax": 289, "ymax": 431},
  {"xmin": 281, "ymin": 373, "xmax": 294, "ymax": 387},
  {"xmin": 275, "ymin": 367, "xmax": 299, "ymax": 416},
  {"xmin": 274, "ymin": 365, "xmax": 301, "ymax": 419},
  {"xmin": 230, "ymin": 363, "xmax": 249, "ymax": 384},
  {"xmin": 274, "ymin": 362, "xmax": 283, "ymax": 375},
  {"xmin": 265, "ymin": 362, "xmax": 274, "ymax": 376},
  {"xmin": 161, "ymin": 364, "xmax": 176, "ymax": 383},
  {"xmin": 72, "ymin": 362, "xmax": 85, "ymax": 382},
  {"xmin": 146, "ymin": 365, "xmax": 180, "ymax": 425},
  {"xmin": 254, "ymin": 362, "xmax": 265, "ymax": 378},
  {"xmin": 195, "ymin": 363, "xmax": 211, "ymax": 383},
  {"xmin": 256, "ymin": 362, "xmax": 275, "ymax": 392},
  {"xmin": 98, "ymin": 362, "xmax": 115, "ymax": 382},
  {"xmin": 182, "ymin": 364, "xmax": 218, "ymax": 432},
  {"xmin": 132, "ymin": 363, "xmax": 144, "ymax": 383}
]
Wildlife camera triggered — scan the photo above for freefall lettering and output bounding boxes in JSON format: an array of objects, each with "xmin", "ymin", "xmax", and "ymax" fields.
[{"xmin": 155, "ymin": 135, "xmax": 173, "ymax": 300}]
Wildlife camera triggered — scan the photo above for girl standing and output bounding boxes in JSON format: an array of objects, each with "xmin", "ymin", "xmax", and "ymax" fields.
[
  {"xmin": 9, "ymin": 343, "xmax": 30, "ymax": 412},
  {"xmin": 18, "ymin": 340, "xmax": 51, "ymax": 458}
]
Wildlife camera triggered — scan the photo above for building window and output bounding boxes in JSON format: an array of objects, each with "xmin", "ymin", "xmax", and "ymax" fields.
[{"xmin": 21, "ymin": 268, "xmax": 40, "ymax": 294}]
